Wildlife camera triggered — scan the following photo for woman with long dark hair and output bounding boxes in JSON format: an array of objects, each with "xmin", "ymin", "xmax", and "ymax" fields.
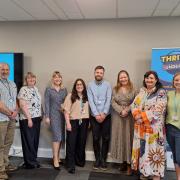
[
  {"xmin": 131, "ymin": 71, "xmax": 167, "ymax": 180},
  {"xmin": 63, "ymin": 78, "xmax": 89, "ymax": 174}
]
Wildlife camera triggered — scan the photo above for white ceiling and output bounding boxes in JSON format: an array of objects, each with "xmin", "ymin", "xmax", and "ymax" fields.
[{"xmin": 0, "ymin": 0, "xmax": 180, "ymax": 21}]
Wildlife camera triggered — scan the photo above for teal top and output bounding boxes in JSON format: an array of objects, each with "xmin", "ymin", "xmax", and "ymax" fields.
[{"xmin": 166, "ymin": 90, "xmax": 180, "ymax": 129}]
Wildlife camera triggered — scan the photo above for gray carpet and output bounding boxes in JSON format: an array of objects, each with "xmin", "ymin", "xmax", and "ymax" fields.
[
  {"xmin": 88, "ymin": 171, "xmax": 139, "ymax": 180},
  {"xmin": 8, "ymin": 157, "xmax": 176, "ymax": 180},
  {"xmin": 8, "ymin": 168, "xmax": 59, "ymax": 180}
]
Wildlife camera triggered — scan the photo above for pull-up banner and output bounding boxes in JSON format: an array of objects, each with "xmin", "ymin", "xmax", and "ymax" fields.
[
  {"xmin": 151, "ymin": 48, "xmax": 180, "ymax": 90},
  {"xmin": 151, "ymin": 48, "xmax": 180, "ymax": 170}
]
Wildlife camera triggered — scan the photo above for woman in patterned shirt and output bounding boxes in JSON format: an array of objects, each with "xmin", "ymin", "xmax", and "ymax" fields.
[
  {"xmin": 44, "ymin": 71, "xmax": 67, "ymax": 170},
  {"xmin": 18, "ymin": 72, "xmax": 42, "ymax": 169},
  {"xmin": 131, "ymin": 71, "xmax": 167, "ymax": 180}
]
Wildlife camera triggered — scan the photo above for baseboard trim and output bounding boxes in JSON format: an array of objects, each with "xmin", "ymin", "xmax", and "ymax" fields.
[
  {"xmin": 9, "ymin": 146, "xmax": 175, "ymax": 170},
  {"xmin": 9, "ymin": 146, "xmax": 118, "ymax": 162}
]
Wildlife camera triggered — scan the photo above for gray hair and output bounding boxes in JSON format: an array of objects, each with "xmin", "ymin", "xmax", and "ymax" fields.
[{"xmin": 0, "ymin": 62, "xmax": 10, "ymax": 69}]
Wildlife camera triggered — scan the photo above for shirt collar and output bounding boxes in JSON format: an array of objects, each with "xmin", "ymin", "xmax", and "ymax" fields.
[
  {"xmin": 95, "ymin": 80, "xmax": 104, "ymax": 86},
  {"xmin": 0, "ymin": 78, "xmax": 8, "ymax": 83}
]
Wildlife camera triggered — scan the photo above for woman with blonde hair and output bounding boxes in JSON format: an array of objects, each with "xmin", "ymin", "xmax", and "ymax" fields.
[
  {"xmin": 166, "ymin": 72, "xmax": 180, "ymax": 180},
  {"xmin": 110, "ymin": 70, "xmax": 136, "ymax": 175},
  {"xmin": 44, "ymin": 71, "xmax": 67, "ymax": 170},
  {"xmin": 18, "ymin": 72, "xmax": 42, "ymax": 169}
]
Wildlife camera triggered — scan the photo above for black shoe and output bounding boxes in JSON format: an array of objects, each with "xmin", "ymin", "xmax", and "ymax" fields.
[
  {"xmin": 100, "ymin": 160, "xmax": 107, "ymax": 171},
  {"xmin": 93, "ymin": 159, "xmax": 100, "ymax": 170},
  {"xmin": 59, "ymin": 161, "xmax": 64, "ymax": 165},
  {"xmin": 118, "ymin": 163, "xmax": 127, "ymax": 172},
  {"xmin": 24, "ymin": 164, "xmax": 36, "ymax": 169},
  {"xmin": 53, "ymin": 163, "xmax": 60, "ymax": 170},
  {"xmin": 53, "ymin": 165, "xmax": 60, "ymax": 170},
  {"xmin": 52, "ymin": 160, "xmax": 60, "ymax": 170},
  {"xmin": 75, "ymin": 162, "xmax": 85, "ymax": 167},
  {"xmin": 68, "ymin": 168, "xmax": 75, "ymax": 174},
  {"xmin": 35, "ymin": 164, "xmax": 41, "ymax": 168}
]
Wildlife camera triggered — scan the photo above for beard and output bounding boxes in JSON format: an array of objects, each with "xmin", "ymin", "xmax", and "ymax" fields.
[
  {"xmin": 95, "ymin": 76, "xmax": 103, "ymax": 81},
  {"xmin": 1, "ymin": 74, "xmax": 9, "ymax": 79}
]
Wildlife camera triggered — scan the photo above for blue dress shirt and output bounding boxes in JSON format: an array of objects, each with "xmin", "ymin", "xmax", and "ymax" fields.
[{"xmin": 87, "ymin": 80, "xmax": 112, "ymax": 117}]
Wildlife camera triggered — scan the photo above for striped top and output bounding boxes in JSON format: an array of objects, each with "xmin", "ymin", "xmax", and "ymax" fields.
[{"xmin": 0, "ymin": 79, "xmax": 17, "ymax": 121}]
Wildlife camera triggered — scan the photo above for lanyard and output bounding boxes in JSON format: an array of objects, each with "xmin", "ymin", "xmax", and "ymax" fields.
[
  {"xmin": 174, "ymin": 91, "xmax": 179, "ymax": 115},
  {"xmin": 79, "ymin": 97, "xmax": 85, "ymax": 125},
  {"xmin": 0, "ymin": 79, "xmax": 13, "ymax": 99}
]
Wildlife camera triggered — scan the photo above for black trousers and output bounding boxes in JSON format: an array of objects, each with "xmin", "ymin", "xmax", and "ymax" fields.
[
  {"xmin": 90, "ymin": 115, "xmax": 111, "ymax": 162},
  {"xmin": 66, "ymin": 119, "xmax": 89, "ymax": 169},
  {"xmin": 19, "ymin": 117, "xmax": 41, "ymax": 167}
]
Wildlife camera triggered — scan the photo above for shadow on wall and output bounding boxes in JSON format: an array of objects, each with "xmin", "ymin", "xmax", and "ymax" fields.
[
  {"xmin": 24, "ymin": 56, "xmax": 32, "ymax": 74},
  {"xmin": 134, "ymin": 58, "xmax": 151, "ymax": 89}
]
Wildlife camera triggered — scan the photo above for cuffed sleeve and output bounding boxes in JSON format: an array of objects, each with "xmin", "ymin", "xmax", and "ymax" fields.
[{"xmin": 17, "ymin": 87, "xmax": 27, "ymax": 101}]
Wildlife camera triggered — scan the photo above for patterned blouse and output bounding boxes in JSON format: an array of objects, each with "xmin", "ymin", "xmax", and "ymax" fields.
[
  {"xmin": 131, "ymin": 87, "xmax": 167, "ymax": 177},
  {"xmin": 18, "ymin": 86, "xmax": 42, "ymax": 120}
]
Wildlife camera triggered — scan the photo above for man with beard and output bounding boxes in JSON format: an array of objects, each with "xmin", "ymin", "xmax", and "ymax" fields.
[
  {"xmin": 0, "ymin": 63, "xmax": 18, "ymax": 180},
  {"xmin": 87, "ymin": 65, "xmax": 112, "ymax": 170}
]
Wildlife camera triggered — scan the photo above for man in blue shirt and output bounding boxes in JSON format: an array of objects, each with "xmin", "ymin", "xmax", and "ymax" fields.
[{"xmin": 87, "ymin": 65, "xmax": 112, "ymax": 170}]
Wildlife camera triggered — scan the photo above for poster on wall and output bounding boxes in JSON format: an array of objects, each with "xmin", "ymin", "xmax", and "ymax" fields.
[
  {"xmin": 0, "ymin": 52, "xmax": 24, "ymax": 91},
  {"xmin": 151, "ymin": 48, "xmax": 180, "ymax": 170},
  {"xmin": 152, "ymin": 48, "xmax": 180, "ymax": 90}
]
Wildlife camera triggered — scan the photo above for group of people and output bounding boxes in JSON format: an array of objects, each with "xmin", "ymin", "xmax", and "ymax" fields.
[{"xmin": 0, "ymin": 62, "xmax": 179, "ymax": 180}]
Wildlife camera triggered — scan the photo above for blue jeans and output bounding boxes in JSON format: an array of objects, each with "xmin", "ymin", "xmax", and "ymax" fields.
[{"xmin": 166, "ymin": 124, "xmax": 180, "ymax": 166}]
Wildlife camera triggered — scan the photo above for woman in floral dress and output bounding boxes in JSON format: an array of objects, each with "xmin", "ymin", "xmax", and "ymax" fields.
[
  {"xmin": 131, "ymin": 71, "xmax": 167, "ymax": 180},
  {"xmin": 110, "ymin": 70, "xmax": 136, "ymax": 175}
]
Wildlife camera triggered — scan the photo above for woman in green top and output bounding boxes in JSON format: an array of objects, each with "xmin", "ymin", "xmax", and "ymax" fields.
[{"xmin": 166, "ymin": 72, "xmax": 180, "ymax": 180}]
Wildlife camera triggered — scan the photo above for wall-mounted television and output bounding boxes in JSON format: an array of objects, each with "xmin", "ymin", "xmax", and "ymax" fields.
[{"xmin": 0, "ymin": 53, "xmax": 24, "ymax": 91}]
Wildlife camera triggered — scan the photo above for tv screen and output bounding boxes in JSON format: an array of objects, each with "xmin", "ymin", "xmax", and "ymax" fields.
[{"xmin": 0, "ymin": 53, "xmax": 24, "ymax": 91}]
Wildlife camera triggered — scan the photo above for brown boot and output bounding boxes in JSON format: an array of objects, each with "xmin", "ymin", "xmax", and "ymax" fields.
[
  {"xmin": 126, "ymin": 164, "xmax": 132, "ymax": 176},
  {"xmin": 5, "ymin": 164, "xmax": 18, "ymax": 172},
  {"xmin": 118, "ymin": 162, "xmax": 127, "ymax": 172},
  {"xmin": 0, "ymin": 171, "xmax": 8, "ymax": 180}
]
